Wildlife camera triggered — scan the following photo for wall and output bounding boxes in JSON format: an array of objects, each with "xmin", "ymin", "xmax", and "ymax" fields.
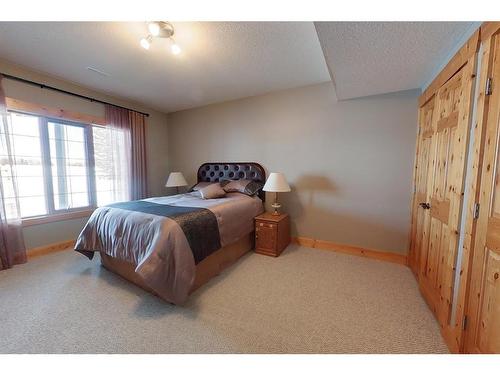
[
  {"xmin": 0, "ymin": 59, "xmax": 169, "ymax": 249},
  {"xmin": 167, "ymin": 82, "xmax": 419, "ymax": 254}
]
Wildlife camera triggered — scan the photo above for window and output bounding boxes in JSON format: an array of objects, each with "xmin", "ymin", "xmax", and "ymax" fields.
[
  {"xmin": 0, "ymin": 112, "xmax": 46, "ymax": 218},
  {"xmin": 1, "ymin": 111, "xmax": 128, "ymax": 220},
  {"xmin": 49, "ymin": 121, "xmax": 91, "ymax": 211}
]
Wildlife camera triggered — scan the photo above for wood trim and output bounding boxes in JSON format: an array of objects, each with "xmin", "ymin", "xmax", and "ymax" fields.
[
  {"xmin": 419, "ymin": 29, "xmax": 480, "ymax": 107},
  {"xmin": 6, "ymin": 97, "xmax": 106, "ymax": 126},
  {"xmin": 419, "ymin": 93, "xmax": 436, "ymax": 112},
  {"xmin": 480, "ymin": 22, "xmax": 500, "ymax": 43},
  {"xmin": 293, "ymin": 236, "xmax": 316, "ymax": 248},
  {"xmin": 22, "ymin": 209, "xmax": 94, "ymax": 227},
  {"xmin": 292, "ymin": 236, "xmax": 407, "ymax": 265},
  {"xmin": 26, "ymin": 239, "xmax": 76, "ymax": 260}
]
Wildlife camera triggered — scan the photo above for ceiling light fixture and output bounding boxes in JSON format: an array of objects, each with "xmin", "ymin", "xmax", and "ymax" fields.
[
  {"xmin": 148, "ymin": 22, "xmax": 161, "ymax": 37},
  {"xmin": 140, "ymin": 35, "xmax": 152, "ymax": 50},
  {"xmin": 140, "ymin": 21, "xmax": 181, "ymax": 55},
  {"xmin": 170, "ymin": 40, "xmax": 181, "ymax": 55}
]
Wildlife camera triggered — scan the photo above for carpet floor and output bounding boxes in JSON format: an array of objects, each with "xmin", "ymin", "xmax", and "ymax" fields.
[{"xmin": 0, "ymin": 244, "xmax": 448, "ymax": 353}]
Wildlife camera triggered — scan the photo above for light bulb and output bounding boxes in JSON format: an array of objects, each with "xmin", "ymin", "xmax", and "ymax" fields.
[
  {"xmin": 140, "ymin": 37, "xmax": 151, "ymax": 50},
  {"xmin": 171, "ymin": 43, "xmax": 181, "ymax": 55},
  {"xmin": 148, "ymin": 22, "xmax": 160, "ymax": 37}
]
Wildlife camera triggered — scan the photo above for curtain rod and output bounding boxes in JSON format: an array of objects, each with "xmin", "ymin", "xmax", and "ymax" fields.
[{"xmin": 0, "ymin": 72, "xmax": 150, "ymax": 117}]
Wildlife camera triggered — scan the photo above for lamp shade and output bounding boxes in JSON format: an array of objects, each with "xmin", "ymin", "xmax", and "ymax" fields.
[
  {"xmin": 165, "ymin": 172, "xmax": 188, "ymax": 187},
  {"xmin": 263, "ymin": 172, "xmax": 291, "ymax": 193}
]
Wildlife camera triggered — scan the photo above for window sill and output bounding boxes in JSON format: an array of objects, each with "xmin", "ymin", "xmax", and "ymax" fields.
[{"xmin": 22, "ymin": 209, "xmax": 95, "ymax": 227}]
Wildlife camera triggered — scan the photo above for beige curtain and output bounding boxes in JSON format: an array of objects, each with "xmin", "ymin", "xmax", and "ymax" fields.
[
  {"xmin": 105, "ymin": 105, "xmax": 147, "ymax": 201},
  {"xmin": 0, "ymin": 75, "xmax": 27, "ymax": 270},
  {"xmin": 128, "ymin": 111, "xmax": 147, "ymax": 199}
]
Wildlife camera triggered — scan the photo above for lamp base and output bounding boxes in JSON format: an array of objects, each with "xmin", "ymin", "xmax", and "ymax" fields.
[{"xmin": 271, "ymin": 202, "xmax": 282, "ymax": 216}]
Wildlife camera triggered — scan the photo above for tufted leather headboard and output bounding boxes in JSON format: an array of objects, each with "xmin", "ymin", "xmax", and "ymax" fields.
[{"xmin": 197, "ymin": 162, "xmax": 266, "ymax": 201}]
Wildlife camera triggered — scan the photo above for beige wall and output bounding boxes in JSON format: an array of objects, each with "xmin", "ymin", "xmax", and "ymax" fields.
[
  {"xmin": 0, "ymin": 59, "xmax": 169, "ymax": 249},
  {"xmin": 167, "ymin": 82, "xmax": 419, "ymax": 254},
  {"xmin": 1, "ymin": 59, "xmax": 418, "ymax": 253}
]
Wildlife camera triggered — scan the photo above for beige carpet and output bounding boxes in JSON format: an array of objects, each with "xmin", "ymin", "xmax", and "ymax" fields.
[{"xmin": 0, "ymin": 244, "xmax": 448, "ymax": 353}]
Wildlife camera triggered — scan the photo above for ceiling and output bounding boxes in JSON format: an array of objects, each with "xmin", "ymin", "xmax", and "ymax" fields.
[
  {"xmin": 0, "ymin": 22, "xmax": 330, "ymax": 113},
  {"xmin": 0, "ymin": 22, "xmax": 479, "ymax": 112},
  {"xmin": 314, "ymin": 22, "xmax": 477, "ymax": 100}
]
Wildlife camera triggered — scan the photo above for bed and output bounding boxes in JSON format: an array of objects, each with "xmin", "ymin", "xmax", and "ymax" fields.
[{"xmin": 74, "ymin": 162, "xmax": 265, "ymax": 305}]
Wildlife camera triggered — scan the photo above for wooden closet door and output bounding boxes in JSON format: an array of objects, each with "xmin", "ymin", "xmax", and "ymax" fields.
[
  {"xmin": 409, "ymin": 98, "xmax": 436, "ymax": 277},
  {"xmin": 465, "ymin": 32, "xmax": 500, "ymax": 354},
  {"xmin": 413, "ymin": 56, "xmax": 477, "ymax": 351}
]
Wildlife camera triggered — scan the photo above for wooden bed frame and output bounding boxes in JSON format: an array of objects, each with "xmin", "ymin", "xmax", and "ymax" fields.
[
  {"xmin": 101, "ymin": 233, "xmax": 254, "ymax": 297},
  {"xmin": 100, "ymin": 162, "xmax": 266, "ymax": 302}
]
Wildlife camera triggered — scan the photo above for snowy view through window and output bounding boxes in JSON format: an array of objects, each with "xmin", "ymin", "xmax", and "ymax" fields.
[{"xmin": 0, "ymin": 111, "xmax": 126, "ymax": 219}]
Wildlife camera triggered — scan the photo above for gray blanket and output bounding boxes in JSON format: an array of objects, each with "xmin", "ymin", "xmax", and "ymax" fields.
[
  {"xmin": 106, "ymin": 200, "xmax": 221, "ymax": 264},
  {"xmin": 75, "ymin": 192, "xmax": 264, "ymax": 304}
]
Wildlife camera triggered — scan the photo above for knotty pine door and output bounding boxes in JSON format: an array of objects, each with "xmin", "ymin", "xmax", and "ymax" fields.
[
  {"xmin": 409, "ymin": 97, "xmax": 436, "ymax": 278},
  {"xmin": 465, "ymin": 32, "xmax": 500, "ymax": 354},
  {"xmin": 410, "ymin": 55, "xmax": 477, "ymax": 352}
]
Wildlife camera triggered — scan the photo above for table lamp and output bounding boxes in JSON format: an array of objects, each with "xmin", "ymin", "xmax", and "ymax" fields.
[
  {"xmin": 166, "ymin": 172, "xmax": 188, "ymax": 194},
  {"xmin": 263, "ymin": 172, "xmax": 291, "ymax": 215}
]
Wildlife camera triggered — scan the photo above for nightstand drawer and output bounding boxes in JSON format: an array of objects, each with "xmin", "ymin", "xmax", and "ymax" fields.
[{"xmin": 257, "ymin": 222, "xmax": 278, "ymax": 230}]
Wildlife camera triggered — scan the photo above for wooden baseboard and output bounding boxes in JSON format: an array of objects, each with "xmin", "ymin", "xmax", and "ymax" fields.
[
  {"xmin": 292, "ymin": 236, "xmax": 408, "ymax": 265},
  {"xmin": 27, "ymin": 236, "xmax": 407, "ymax": 265},
  {"xmin": 27, "ymin": 239, "xmax": 76, "ymax": 260}
]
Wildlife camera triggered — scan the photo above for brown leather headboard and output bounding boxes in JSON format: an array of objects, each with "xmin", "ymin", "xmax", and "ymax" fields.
[{"xmin": 197, "ymin": 162, "xmax": 266, "ymax": 201}]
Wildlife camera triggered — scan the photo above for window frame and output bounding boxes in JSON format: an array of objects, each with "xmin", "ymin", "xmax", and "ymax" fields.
[{"xmin": 7, "ymin": 110, "xmax": 99, "ymax": 222}]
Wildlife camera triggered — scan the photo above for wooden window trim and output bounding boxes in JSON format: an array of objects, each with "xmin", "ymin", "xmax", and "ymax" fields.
[
  {"xmin": 5, "ymin": 97, "xmax": 106, "ymax": 126},
  {"xmin": 22, "ymin": 208, "xmax": 95, "ymax": 227}
]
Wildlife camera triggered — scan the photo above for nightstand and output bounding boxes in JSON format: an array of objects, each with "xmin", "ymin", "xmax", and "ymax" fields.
[{"xmin": 254, "ymin": 212, "xmax": 290, "ymax": 257}]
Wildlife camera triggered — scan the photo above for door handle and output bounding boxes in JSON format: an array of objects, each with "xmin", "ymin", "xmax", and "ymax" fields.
[{"xmin": 419, "ymin": 202, "xmax": 431, "ymax": 210}]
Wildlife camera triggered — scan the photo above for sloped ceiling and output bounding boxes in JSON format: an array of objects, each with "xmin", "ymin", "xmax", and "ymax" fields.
[
  {"xmin": 0, "ymin": 22, "xmax": 330, "ymax": 113},
  {"xmin": 315, "ymin": 22, "xmax": 477, "ymax": 100}
]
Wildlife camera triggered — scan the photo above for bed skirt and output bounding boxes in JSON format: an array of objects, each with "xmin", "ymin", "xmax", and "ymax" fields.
[{"xmin": 100, "ymin": 232, "xmax": 254, "ymax": 301}]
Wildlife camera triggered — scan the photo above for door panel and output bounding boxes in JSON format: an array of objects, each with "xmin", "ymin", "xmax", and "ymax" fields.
[
  {"xmin": 476, "ymin": 249, "xmax": 500, "ymax": 352},
  {"xmin": 409, "ymin": 98, "xmax": 436, "ymax": 276},
  {"xmin": 465, "ymin": 32, "xmax": 500, "ymax": 354},
  {"xmin": 410, "ymin": 53, "xmax": 477, "ymax": 352},
  {"xmin": 420, "ymin": 69, "xmax": 469, "ymax": 316}
]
